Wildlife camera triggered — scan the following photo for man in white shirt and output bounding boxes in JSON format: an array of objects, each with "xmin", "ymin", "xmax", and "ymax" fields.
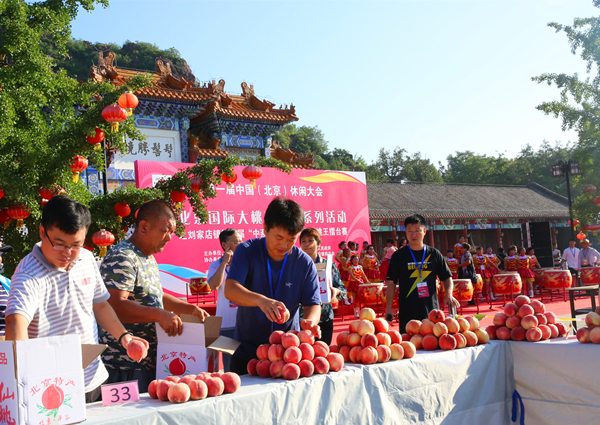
[
  {"xmin": 5, "ymin": 196, "xmax": 149, "ymax": 402},
  {"xmin": 579, "ymin": 239, "xmax": 600, "ymax": 269},
  {"xmin": 561, "ymin": 239, "xmax": 580, "ymax": 286}
]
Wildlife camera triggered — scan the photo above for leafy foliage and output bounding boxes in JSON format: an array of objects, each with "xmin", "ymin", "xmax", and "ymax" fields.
[
  {"xmin": 532, "ymin": 1, "xmax": 600, "ymax": 227},
  {"xmin": 369, "ymin": 147, "xmax": 442, "ymax": 183},
  {"xmin": 40, "ymin": 38, "xmax": 196, "ymax": 81}
]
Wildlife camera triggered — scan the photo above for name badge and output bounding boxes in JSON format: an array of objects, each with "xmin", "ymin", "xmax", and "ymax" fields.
[
  {"xmin": 229, "ymin": 301, "xmax": 238, "ymax": 308},
  {"xmin": 583, "ymin": 260, "xmax": 589, "ymax": 266},
  {"xmin": 417, "ymin": 279, "xmax": 429, "ymax": 298},
  {"xmin": 481, "ymin": 266, "xmax": 485, "ymax": 270}
]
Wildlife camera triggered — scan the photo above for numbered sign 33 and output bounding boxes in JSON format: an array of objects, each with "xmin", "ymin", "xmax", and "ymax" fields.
[{"xmin": 101, "ymin": 381, "xmax": 140, "ymax": 406}]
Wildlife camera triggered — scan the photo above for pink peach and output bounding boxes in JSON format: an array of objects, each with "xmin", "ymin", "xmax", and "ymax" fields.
[
  {"xmin": 390, "ymin": 343, "xmax": 404, "ymax": 360},
  {"xmin": 299, "ymin": 359, "xmax": 314, "ymax": 377},
  {"xmin": 405, "ymin": 320, "xmax": 422, "ymax": 335},
  {"xmin": 400, "ymin": 341, "xmax": 416, "ymax": 358},
  {"xmin": 282, "ymin": 363, "xmax": 301, "ymax": 380},
  {"xmin": 312, "ymin": 356, "xmax": 331, "ymax": 373}
]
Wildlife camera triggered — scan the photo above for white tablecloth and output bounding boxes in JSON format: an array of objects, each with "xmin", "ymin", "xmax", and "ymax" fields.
[
  {"xmin": 509, "ymin": 337, "xmax": 600, "ymax": 425},
  {"xmin": 85, "ymin": 342, "xmax": 514, "ymax": 425}
]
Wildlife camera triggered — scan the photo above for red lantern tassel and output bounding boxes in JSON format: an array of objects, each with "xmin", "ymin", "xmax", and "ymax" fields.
[
  {"xmin": 117, "ymin": 216, "xmax": 122, "ymax": 223},
  {"xmin": 94, "ymin": 144, "xmax": 101, "ymax": 151},
  {"xmin": 4, "ymin": 221, "xmax": 10, "ymax": 229},
  {"xmin": 176, "ymin": 202, "xmax": 183, "ymax": 209},
  {"xmin": 100, "ymin": 247, "xmax": 107, "ymax": 257},
  {"xmin": 126, "ymin": 108, "xmax": 133, "ymax": 116},
  {"xmin": 17, "ymin": 219, "xmax": 24, "ymax": 229},
  {"xmin": 72, "ymin": 172, "xmax": 80, "ymax": 183},
  {"xmin": 111, "ymin": 122, "xmax": 119, "ymax": 132}
]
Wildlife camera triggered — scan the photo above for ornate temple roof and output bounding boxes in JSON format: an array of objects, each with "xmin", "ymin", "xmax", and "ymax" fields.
[{"xmin": 90, "ymin": 53, "xmax": 299, "ymax": 124}]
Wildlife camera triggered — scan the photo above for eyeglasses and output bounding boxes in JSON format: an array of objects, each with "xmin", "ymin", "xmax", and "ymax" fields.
[{"xmin": 43, "ymin": 228, "xmax": 83, "ymax": 252}]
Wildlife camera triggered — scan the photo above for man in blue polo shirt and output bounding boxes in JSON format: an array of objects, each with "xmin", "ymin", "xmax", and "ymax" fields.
[{"xmin": 225, "ymin": 197, "xmax": 321, "ymax": 375}]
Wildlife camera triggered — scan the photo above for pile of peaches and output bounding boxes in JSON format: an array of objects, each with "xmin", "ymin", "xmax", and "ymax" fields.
[
  {"xmin": 332, "ymin": 308, "xmax": 416, "ymax": 364},
  {"xmin": 575, "ymin": 307, "xmax": 600, "ymax": 344},
  {"xmin": 486, "ymin": 295, "xmax": 568, "ymax": 342},
  {"xmin": 148, "ymin": 372, "xmax": 241, "ymax": 403},
  {"xmin": 404, "ymin": 309, "xmax": 489, "ymax": 351},
  {"xmin": 247, "ymin": 329, "xmax": 344, "ymax": 380}
]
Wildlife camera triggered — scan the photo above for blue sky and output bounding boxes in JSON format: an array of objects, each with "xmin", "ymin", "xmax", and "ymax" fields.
[{"xmin": 72, "ymin": 0, "xmax": 599, "ymax": 167}]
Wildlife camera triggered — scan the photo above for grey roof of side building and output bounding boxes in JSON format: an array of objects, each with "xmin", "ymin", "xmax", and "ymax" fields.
[{"xmin": 367, "ymin": 181, "xmax": 570, "ymax": 220}]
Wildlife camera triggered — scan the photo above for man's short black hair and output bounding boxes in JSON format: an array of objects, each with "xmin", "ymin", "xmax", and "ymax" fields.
[
  {"xmin": 569, "ymin": 239, "xmax": 576, "ymax": 242},
  {"xmin": 447, "ymin": 249, "xmax": 454, "ymax": 254},
  {"xmin": 264, "ymin": 197, "xmax": 305, "ymax": 235},
  {"xmin": 42, "ymin": 196, "xmax": 91, "ymax": 234},
  {"xmin": 386, "ymin": 238, "xmax": 395, "ymax": 244},
  {"xmin": 498, "ymin": 247, "xmax": 505, "ymax": 253},
  {"xmin": 404, "ymin": 214, "xmax": 427, "ymax": 227},
  {"xmin": 136, "ymin": 200, "xmax": 175, "ymax": 226},
  {"xmin": 219, "ymin": 229, "xmax": 238, "ymax": 245}
]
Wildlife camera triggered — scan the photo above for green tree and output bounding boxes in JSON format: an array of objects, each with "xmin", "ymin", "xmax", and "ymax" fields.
[
  {"xmin": 533, "ymin": 1, "xmax": 600, "ymax": 226},
  {"xmin": 41, "ymin": 38, "xmax": 196, "ymax": 81},
  {"xmin": 371, "ymin": 147, "xmax": 442, "ymax": 183},
  {"xmin": 321, "ymin": 148, "xmax": 369, "ymax": 172}
]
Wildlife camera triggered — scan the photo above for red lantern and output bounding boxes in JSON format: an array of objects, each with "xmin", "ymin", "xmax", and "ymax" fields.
[
  {"xmin": 577, "ymin": 232, "xmax": 586, "ymax": 240},
  {"xmin": 242, "ymin": 165, "xmax": 263, "ymax": 188},
  {"xmin": 170, "ymin": 190, "xmax": 186, "ymax": 209},
  {"xmin": 583, "ymin": 224, "xmax": 600, "ymax": 232},
  {"xmin": 118, "ymin": 92, "xmax": 139, "ymax": 116},
  {"xmin": 7, "ymin": 205, "xmax": 30, "ymax": 229},
  {"xmin": 114, "ymin": 203, "xmax": 131, "ymax": 222},
  {"xmin": 92, "ymin": 229, "xmax": 115, "ymax": 257},
  {"xmin": 191, "ymin": 177, "xmax": 203, "ymax": 193},
  {"xmin": 594, "ymin": 197, "xmax": 600, "ymax": 205},
  {"xmin": 86, "ymin": 128, "xmax": 105, "ymax": 151},
  {"xmin": 0, "ymin": 209, "xmax": 11, "ymax": 229},
  {"xmin": 221, "ymin": 172, "xmax": 237, "ymax": 188},
  {"xmin": 39, "ymin": 187, "xmax": 54, "ymax": 201},
  {"xmin": 0, "ymin": 186, "xmax": 4, "ymax": 200},
  {"xmin": 102, "ymin": 104, "xmax": 128, "ymax": 132},
  {"xmin": 71, "ymin": 155, "xmax": 88, "ymax": 183}
]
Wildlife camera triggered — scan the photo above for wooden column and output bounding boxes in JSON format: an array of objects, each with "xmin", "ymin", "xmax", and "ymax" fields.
[
  {"xmin": 440, "ymin": 229, "xmax": 449, "ymax": 253},
  {"xmin": 427, "ymin": 228, "xmax": 435, "ymax": 248},
  {"xmin": 496, "ymin": 227, "xmax": 503, "ymax": 249}
]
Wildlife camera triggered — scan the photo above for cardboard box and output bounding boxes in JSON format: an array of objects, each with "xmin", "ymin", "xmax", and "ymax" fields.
[
  {"xmin": 316, "ymin": 255, "xmax": 333, "ymax": 304},
  {"xmin": 155, "ymin": 316, "xmax": 240, "ymax": 378},
  {"xmin": 0, "ymin": 335, "xmax": 106, "ymax": 425}
]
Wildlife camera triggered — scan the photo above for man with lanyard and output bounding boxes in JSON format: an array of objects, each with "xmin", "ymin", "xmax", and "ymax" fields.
[
  {"xmin": 561, "ymin": 239, "xmax": 580, "ymax": 286},
  {"xmin": 207, "ymin": 229, "xmax": 243, "ymax": 372},
  {"xmin": 579, "ymin": 239, "xmax": 600, "ymax": 270},
  {"xmin": 225, "ymin": 197, "xmax": 321, "ymax": 375},
  {"xmin": 385, "ymin": 214, "xmax": 460, "ymax": 333}
]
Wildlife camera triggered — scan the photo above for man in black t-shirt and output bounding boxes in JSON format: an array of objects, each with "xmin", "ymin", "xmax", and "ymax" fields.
[{"xmin": 385, "ymin": 214, "xmax": 460, "ymax": 333}]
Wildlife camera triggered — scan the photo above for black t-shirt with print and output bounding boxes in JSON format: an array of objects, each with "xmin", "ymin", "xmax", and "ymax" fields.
[{"xmin": 386, "ymin": 245, "xmax": 451, "ymax": 333}]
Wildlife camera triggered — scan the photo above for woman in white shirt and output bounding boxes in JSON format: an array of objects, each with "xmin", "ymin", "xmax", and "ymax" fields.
[{"xmin": 207, "ymin": 229, "xmax": 243, "ymax": 372}]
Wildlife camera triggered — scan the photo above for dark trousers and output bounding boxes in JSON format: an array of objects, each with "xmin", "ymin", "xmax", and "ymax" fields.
[
  {"xmin": 85, "ymin": 380, "xmax": 107, "ymax": 403},
  {"xmin": 230, "ymin": 355, "xmax": 249, "ymax": 376},
  {"xmin": 316, "ymin": 319, "xmax": 334, "ymax": 346}
]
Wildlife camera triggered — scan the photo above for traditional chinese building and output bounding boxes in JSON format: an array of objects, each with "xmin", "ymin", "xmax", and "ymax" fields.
[
  {"xmin": 85, "ymin": 52, "xmax": 314, "ymax": 193},
  {"xmin": 367, "ymin": 181, "xmax": 571, "ymax": 267}
]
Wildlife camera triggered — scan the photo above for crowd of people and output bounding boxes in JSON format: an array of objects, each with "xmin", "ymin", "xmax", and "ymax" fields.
[{"xmin": 2, "ymin": 193, "xmax": 597, "ymax": 403}]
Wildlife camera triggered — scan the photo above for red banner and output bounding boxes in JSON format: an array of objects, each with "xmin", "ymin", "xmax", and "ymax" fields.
[{"xmin": 134, "ymin": 161, "xmax": 370, "ymax": 297}]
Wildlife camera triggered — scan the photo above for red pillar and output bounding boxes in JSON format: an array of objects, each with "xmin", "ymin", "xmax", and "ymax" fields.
[
  {"xmin": 496, "ymin": 227, "xmax": 503, "ymax": 249},
  {"xmin": 427, "ymin": 228, "xmax": 435, "ymax": 248},
  {"xmin": 440, "ymin": 229, "xmax": 449, "ymax": 253}
]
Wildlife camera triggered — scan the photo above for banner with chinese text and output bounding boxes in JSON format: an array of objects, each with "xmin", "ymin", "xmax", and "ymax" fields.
[{"xmin": 135, "ymin": 161, "xmax": 371, "ymax": 297}]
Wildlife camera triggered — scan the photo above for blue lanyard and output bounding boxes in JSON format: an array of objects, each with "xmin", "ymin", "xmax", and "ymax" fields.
[
  {"xmin": 408, "ymin": 245, "xmax": 427, "ymax": 282},
  {"xmin": 265, "ymin": 239, "xmax": 289, "ymax": 299}
]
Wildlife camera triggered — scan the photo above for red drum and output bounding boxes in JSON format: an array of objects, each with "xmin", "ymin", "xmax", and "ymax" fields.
[
  {"xmin": 533, "ymin": 269, "xmax": 546, "ymax": 286},
  {"xmin": 453, "ymin": 279, "xmax": 474, "ymax": 301},
  {"xmin": 492, "ymin": 273, "xmax": 523, "ymax": 295},
  {"xmin": 380, "ymin": 285, "xmax": 399, "ymax": 309},
  {"xmin": 544, "ymin": 270, "xmax": 572, "ymax": 289},
  {"xmin": 189, "ymin": 276, "xmax": 211, "ymax": 295},
  {"xmin": 475, "ymin": 274, "xmax": 483, "ymax": 293},
  {"xmin": 358, "ymin": 283, "xmax": 383, "ymax": 304},
  {"xmin": 580, "ymin": 267, "xmax": 600, "ymax": 285}
]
